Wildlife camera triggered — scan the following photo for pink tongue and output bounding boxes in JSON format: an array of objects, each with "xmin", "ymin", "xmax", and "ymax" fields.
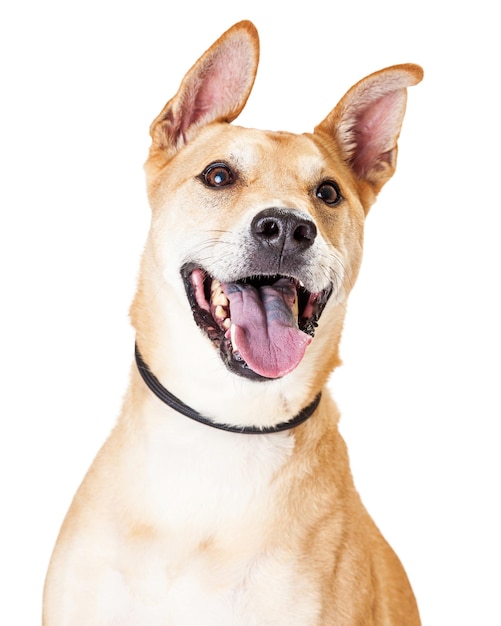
[{"xmin": 222, "ymin": 278, "xmax": 312, "ymax": 378}]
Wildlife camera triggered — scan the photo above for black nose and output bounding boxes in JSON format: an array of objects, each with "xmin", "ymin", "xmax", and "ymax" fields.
[{"xmin": 251, "ymin": 208, "xmax": 317, "ymax": 253}]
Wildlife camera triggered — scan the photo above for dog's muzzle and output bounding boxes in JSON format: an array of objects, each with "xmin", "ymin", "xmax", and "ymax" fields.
[{"xmin": 182, "ymin": 208, "xmax": 332, "ymax": 381}]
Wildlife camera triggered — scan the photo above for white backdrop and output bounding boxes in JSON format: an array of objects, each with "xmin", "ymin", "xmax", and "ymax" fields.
[{"xmin": 1, "ymin": 1, "xmax": 499, "ymax": 624}]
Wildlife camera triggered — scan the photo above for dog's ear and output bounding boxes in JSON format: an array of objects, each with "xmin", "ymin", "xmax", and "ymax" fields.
[
  {"xmin": 149, "ymin": 21, "xmax": 259, "ymax": 155},
  {"xmin": 315, "ymin": 64, "xmax": 423, "ymax": 195}
]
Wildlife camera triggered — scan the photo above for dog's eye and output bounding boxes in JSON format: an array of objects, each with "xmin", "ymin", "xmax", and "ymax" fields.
[
  {"xmin": 316, "ymin": 181, "xmax": 342, "ymax": 206},
  {"xmin": 201, "ymin": 162, "xmax": 234, "ymax": 188}
]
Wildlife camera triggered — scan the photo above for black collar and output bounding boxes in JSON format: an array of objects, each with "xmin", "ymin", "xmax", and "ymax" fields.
[{"xmin": 135, "ymin": 345, "xmax": 321, "ymax": 435}]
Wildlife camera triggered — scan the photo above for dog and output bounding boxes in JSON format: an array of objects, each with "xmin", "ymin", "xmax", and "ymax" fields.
[{"xmin": 43, "ymin": 20, "xmax": 423, "ymax": 625}]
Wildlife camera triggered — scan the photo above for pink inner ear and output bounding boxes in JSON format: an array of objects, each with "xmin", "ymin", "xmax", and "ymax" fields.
[
  {"xmin": 180, "ymin": 42, "xmax": 256, "ymax": 137},
  {"xmin": 351, "ymin": 90, "xmax": 403, "ymax": 177},
  {"xmin": 180, "ymin": 75, "xmax": 218, "ymax": 137}
]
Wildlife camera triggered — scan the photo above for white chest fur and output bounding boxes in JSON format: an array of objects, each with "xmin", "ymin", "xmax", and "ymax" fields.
[
  {"xmin": 133, "ymin": 404, "xmax": 295, "ymax": 527},
  {"xmin": 102, "ymin": 409, "xmax": 320, "ymax": 625}
]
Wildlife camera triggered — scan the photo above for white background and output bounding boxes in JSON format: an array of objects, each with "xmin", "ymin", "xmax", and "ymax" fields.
[{"xmin": 1, "ymin": 1, "xmax": 499, "ymax": 624}]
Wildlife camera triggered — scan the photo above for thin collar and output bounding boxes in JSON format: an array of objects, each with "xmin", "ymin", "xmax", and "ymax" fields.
[{"xmin": 135, "ymin": 344, "xmax": 321, "ymax": 435}]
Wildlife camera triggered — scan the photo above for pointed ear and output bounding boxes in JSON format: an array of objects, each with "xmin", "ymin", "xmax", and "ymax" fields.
[
  {"xmin": 315, "ymin": 64, "xmax": 423, "ymax": 193},
  {"xmin": 150, "ymin": 21, "xmax": 259, "ymax": 155}
]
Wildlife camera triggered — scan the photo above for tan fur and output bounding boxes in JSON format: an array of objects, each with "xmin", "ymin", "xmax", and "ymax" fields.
[{"xmin": 43, "ymin": 21, "xmax": 423, "ymax": 625}]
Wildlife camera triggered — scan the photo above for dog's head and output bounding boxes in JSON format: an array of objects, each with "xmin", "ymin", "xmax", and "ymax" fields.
[{"xmin": 136, "ymin": 21, "xmax": 422, "ymax": 398}]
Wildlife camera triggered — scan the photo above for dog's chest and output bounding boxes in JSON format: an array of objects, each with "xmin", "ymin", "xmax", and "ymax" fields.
[
  {"xmin": 112, "ymin": 422, "xmax": 321, "ymax": 624},
  {"xmin": 133, "ymin": 416, "xmax": 295, "ymax": 532},
  {"xmin": 107, "ymin": 554, "xmax": 320, "ymax": 626}
]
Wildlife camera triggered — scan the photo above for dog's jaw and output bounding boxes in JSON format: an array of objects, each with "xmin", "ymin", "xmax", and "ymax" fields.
[
  {"xmin": 181, "ymin": 264, "xmax": 333, "ymax": 380},
  {"xmin": 130, "ymin": 230, "xmax": 345, "ymax": 430}
]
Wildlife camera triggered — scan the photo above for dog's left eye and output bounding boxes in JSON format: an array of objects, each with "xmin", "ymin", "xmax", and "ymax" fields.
[
  {"xmin": 316, "ymin": 181, "xmax": 342, "ymax": 206},
  {"xmin": 200, "ymin": 162, "xmax": 234, "ymax": 188}
]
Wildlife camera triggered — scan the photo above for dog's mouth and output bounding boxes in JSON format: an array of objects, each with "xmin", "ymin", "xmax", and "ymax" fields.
[{"xmin": 181, "ymin": 264, "xmax": 332, "ymax": 380}]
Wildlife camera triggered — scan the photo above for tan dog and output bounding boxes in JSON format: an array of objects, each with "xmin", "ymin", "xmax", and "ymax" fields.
[{"xmin": 43, "ymin": 20, "xmax": 423, "ymax": 625}]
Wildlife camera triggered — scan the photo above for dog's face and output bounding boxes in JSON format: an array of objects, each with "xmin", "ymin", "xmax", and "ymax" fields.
[
  {"xmin": 136, "ymin": 21, "xmax": 422, "ymax": 394},
  {"xmin": 145, "ymin": 123, "xmax": 365, "ymax": 382}
]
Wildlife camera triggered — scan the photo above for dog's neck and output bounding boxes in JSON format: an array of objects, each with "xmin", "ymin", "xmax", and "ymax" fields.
[{"xmin": 134, "ymin": 345, "xmax": 321, "ymax": 434}]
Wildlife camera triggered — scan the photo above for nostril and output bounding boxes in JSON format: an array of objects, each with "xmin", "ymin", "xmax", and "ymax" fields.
[
  {"xmin": 294, "ymin": 222, "xmax": 317, "ymax": 244},
  {"xmin": 258, "ymin": 218, "xmax": 280, "ymax": 239}
]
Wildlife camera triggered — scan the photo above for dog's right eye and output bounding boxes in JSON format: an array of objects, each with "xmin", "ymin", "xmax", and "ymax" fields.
[{"xmin": 200, "ymin": 162, "xmax": 234, "ymax": 188}]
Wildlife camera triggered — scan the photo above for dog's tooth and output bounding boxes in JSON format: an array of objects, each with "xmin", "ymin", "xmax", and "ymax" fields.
[
  {"xmin": 222, "ymin": 318, "xmax": 231, "ymax": 331},
  {"xmin": 291, "ymin": 295, "xmax": 299, "ymax": 319},
  {"xmin": 212, "ymin": 290, "xmax": 229, "ymax": 307},
  {"xmin": 230, "ymin": 323, "xmax": 239, "ymax": 352},
  {"xmin": 215, "ymin": 305, "xmax": 227, "ymax": 320},
  {"xmin": 211, "ymin": 278, "xmax": 222, "ymax": 293}
]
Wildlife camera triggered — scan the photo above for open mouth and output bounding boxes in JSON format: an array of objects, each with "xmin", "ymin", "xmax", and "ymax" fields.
[{"xmin": 181, "ymin": 264, "xmax": 332, "ymax": 380}]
